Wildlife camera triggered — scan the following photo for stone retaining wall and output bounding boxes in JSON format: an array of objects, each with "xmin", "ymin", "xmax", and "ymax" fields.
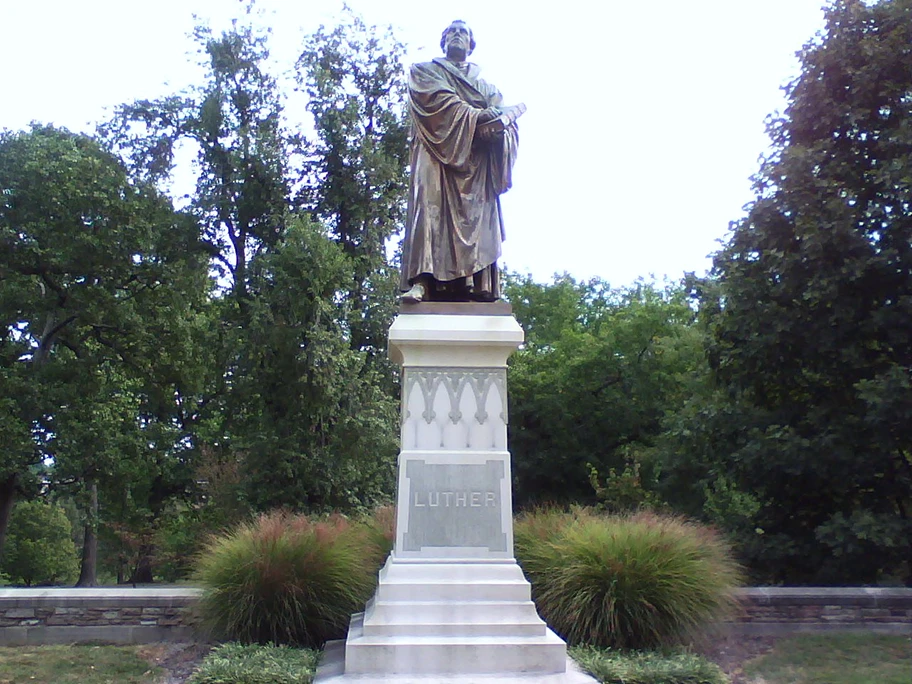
[
  {"xmin": 732, "ymin": 587, "xmax": 912, "ymax": 636},
  {"xmin": 0, "ymin": 586, "xmax": 909, "ymax": 645},
  {"xmin": 0, "ymin": 588, "xmax": 201, "ymax": 645}
]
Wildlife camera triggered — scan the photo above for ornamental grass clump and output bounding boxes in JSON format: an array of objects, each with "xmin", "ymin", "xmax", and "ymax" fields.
[
  {"xmin": 514, "ymin": 509, "xmax": 743, "ymax": 650},
  {"xmin": 363, "ymin": 503, "xmax": 396, "ymax": 558},
  {"xmin": 193, "ymin": 511, "xmax": 383, "ymax": 648}
]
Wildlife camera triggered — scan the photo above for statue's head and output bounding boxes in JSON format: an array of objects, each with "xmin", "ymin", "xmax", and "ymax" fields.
[{"xmin": 440, "ymin": 20, "xmax": 475, "ymax": 58}]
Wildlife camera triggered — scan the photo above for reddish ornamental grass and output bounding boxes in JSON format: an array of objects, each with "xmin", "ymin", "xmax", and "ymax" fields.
[
  {"xmin": 193, "ymin": 510, "xmax": 385, "ymax": 648},
  {"xmin": 514, "ymin": 508, "xmax": 744, "ymax": 649}
]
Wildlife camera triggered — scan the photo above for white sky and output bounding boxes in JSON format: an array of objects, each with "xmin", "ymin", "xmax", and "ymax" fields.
[{"xmin": 1, "ymin": 0, "xmax": 829, "ymax": 286}]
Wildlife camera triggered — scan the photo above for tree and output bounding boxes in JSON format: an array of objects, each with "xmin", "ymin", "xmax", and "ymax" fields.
[
  {"xmin": 104, "ymin": 20, "xmax": 291, "ymax": 305},
  {"xmin": 706, "ymin": 0, "xmax": 912, "ymax": 584},
  {"xmin": 504, "ymin": 274, "xmax": 703, "ymax": 507},
  {"xmin": 232, "ymin": 217, "xmax": 398, "ymax": 512},
  {"xmin": 103, "ymin": 12, "xmax": 403, "ymax": 519},
  {"xmin": 0, "ymin": 500, "xmax": 79, "ymax": 586},
  {"xmin": 296, "ymin": 10, "xmax": 409, "ymax": 366},
  {"xmin": 0, "ymin": 125, "xmax": 209, "ymax": 581}
]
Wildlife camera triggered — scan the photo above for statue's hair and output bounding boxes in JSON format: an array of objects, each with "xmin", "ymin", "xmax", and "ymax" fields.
[{"xmin": 440, "ymin": 20, "xmax": 476, "ymax": 55}]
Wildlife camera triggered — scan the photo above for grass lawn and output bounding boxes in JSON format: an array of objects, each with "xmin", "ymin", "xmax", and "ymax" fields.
[
  {"xmin": 1, "ymin": 633, "xmax": 908, "ymax": 684},
  {"xmin": 570, "ymin": 645, "xmax": 728, "ymax": 683},
  {"xmin": 0, "ymin": 644, "xmax": 160, "ymax": 684},
  {"xmin": 743, "ymin": 633, "xmax": 912, "ymax": 684}
]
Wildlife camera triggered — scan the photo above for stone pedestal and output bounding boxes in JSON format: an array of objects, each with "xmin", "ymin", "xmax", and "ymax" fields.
[{"xmin": 315, "ymin": 306, "xmax": 595, "ymax": 682}]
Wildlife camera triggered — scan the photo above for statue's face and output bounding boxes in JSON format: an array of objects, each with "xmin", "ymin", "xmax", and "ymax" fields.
[{"xmin": 443, "ymin": 22, "xmax": 472, "ymax": 57}]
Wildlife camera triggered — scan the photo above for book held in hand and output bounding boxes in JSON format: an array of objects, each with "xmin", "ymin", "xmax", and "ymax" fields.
[{"xmin": 477, "ymin": 103, "xmax": 527, "ymax": 135}]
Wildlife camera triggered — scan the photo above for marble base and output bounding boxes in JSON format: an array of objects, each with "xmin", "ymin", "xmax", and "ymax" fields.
[
  {"xmin": 314, "ymin": 640, "xmax": 600, "ymax": 683},
  {"xmin": 337, "ymin": 556, "xmax": 567, "ymax": 676},
  {"xmin": 319, "ymin": 311, "xmax": 587, "ymax": 680}
]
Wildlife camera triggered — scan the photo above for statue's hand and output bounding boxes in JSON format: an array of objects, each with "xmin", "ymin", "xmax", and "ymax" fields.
[
  {"xmin": 477, "ymin": 126, "xmax": 504, "ymax": 142},
  {"xmin": 477, "ymin": 107, "xmax": 502, "ymax": 124}
]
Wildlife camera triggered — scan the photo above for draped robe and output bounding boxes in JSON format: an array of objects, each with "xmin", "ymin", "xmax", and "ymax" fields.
[{"xmin": 400, "ymin": 57, "xmax": 519, "ymax": 299}]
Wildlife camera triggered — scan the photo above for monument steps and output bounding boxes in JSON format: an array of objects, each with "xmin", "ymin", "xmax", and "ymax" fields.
[
  {"xmin": 375, "ymin": 581, "xmax": 530, "ymax": 603},
  {"xmin": 317, "ymin": 640, "xmax": 600, "ymax": 683},
  {"xmin": 364, "ymin": 598, "xmax": 543, "ymax": 624},
  {"xmin": 362, "ymin": 595, "xmax": 547, "ymax": 637},
  {"xmin": 374, "ymin": 557, "xmax": 533, "ymax": 603},
  {"xmin": 360, "ymin": 621, "xmax": 546, "ymax": 637},
  {"xmin": 376, "ymin": 558, "xmax": 525, "ymax": 579},
  {"xmin": 312, "ymin": 312, "xmax": 602, "ymax": 681},
  {"xmin": 343, "ymin": 612, "xmax": 568, "ymax": 675}
]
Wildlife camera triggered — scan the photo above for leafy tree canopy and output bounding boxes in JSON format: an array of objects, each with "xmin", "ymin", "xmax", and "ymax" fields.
[
  {"xmin": 504, "ymin": 273, "xmax": 703, "ymax": 507},
  {"xmin": 1, "ymin": 500, "xmax": 79, "ymax": 586},
  {"xmin": 0, "ymin": 124, "xmax": 211, "ymax": 581},
  {"xmin": 705, "ymin": 0, "xmax": 912, "ymax": 584}
]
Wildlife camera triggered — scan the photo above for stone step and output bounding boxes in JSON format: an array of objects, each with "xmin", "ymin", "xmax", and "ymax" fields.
[
  {"xmin": 375, "ymin": 579, "xmax": 531, "ymax": 603},
  {"xmin": 343, "ymin": 613, "xmax": 568, "ymax": 675},
  {"xmin": 361, "ymin": 621, "xmax": 547, "ymax": 637},
  {"xmin": 316, "ymin": 639, "xmax": 599, "ymax": 683},
  {"xmin": 361, "ymin": 607, "xmax": 547, "ymax": 637},
  {"xmin": 361, "ymin": 596, "xmax": 549, "ymax": 637},
  {"xmin": 378, "ymin": 559, "xmax": 526, "ymax": 582},
  {"xmin": 364, "ymin": 598, "xmax": 544, "ymax": 624}
]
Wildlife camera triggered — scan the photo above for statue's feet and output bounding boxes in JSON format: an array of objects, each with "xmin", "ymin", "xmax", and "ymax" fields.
[
  {"xmin": 469, "ymin": 291, "xmax": 497, "ymax": 302},
  {"xmin": 401, "ymin": 282, "xmax": 427, "ymax": 303}
]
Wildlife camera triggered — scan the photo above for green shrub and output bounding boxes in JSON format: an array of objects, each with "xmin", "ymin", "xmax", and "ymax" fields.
[
  {"xmin": 514, "ymin": 508, "xmax": 742, "ymax": 650},
  {"xmin": 188, "ymin": 642, "xmax": 319, "ymax": 684},
  {"xmin": 153, "ymin": 508, "xmax": 212, "ymax": 583},
  {"xmin": 570, "ymin": 645, "xmax": 728, "ymax": 684},
  {"xmin": 193, "ymin": 511, "xmax": 384, "ymax": 648},
  {"xmin": 588, "ymin": 448, "xmax": 665, "ymax": 514},
  {"xmin": 1, "ymin": 500, "xmax": 79, "ymax": 586}
]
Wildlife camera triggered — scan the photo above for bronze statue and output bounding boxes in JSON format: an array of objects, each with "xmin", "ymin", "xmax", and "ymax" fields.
[{"xmin": 400, "ymin": 20, "xmax": 524, "ymax": 303}]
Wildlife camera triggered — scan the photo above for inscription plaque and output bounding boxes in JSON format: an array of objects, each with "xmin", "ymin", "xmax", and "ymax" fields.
[{"xmin": 403, "ymin": 460, "xmax": 507, "ymax": 552}]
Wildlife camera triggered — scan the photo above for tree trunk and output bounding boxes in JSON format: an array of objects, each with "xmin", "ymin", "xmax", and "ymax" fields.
[
  {"xmin": 75, "ymin": 481, "xmax": 98, "ymax": 587},
  {"xmin": 0, "ymin": 472, "xmax": 20, "ymax": 563},
  {"xmin": 129, "ymin": 546, "xmax": 155, "ymax": 585}
]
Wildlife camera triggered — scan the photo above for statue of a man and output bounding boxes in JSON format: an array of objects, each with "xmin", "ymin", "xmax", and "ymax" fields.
[{"xmin": 400, "ymin": 20, "xmax": 522, "ymax": 303}]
